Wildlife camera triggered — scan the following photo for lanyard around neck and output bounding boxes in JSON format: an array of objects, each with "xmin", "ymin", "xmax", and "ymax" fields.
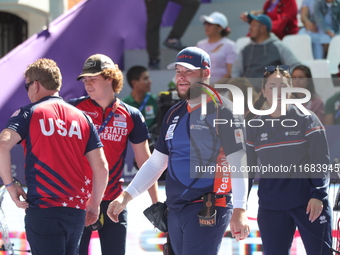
[
  {"xmin": 139, "ymin": 93, "xmax": 151, "ymax": 112},
  {"xmin": 97, "ymin": 98, "xmax": 120, "ymax": 134}
]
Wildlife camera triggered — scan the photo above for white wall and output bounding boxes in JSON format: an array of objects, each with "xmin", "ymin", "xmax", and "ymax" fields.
[{"xmin": 0, "ymin": 0, "xmax": 66, "ymax": 37}]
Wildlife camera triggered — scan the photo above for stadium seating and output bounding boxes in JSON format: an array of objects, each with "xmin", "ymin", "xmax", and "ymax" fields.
[
  {"xmin": 326, "ymin": 35, "xmax": 340, "ymax": 74},
  {"xmin": 235, "ymin": 36, "xmax": 251, "ymax": 52},
  {"xmin": 282, "ymin": 34, "xmax": 314, "ymax": 63},
  {"xmin": 303, "ymin": 59, "xmax": 340, "ymax": 101}
]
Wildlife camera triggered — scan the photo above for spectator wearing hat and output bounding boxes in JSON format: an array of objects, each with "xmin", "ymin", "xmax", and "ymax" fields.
[
  {"xmin": 196, "ymin": 12, "xmax": 238, "ymax": 85},
  {"xmin": 240, "ymin": 0, "xmax": 299, "ymax": 40},
  {"xmin": 232, "ymin": 14, "xmax": 301, "ymax": 92},
  {"xmin": 68, "ymin": 54, "xmax": 159, "ymax": 255}
]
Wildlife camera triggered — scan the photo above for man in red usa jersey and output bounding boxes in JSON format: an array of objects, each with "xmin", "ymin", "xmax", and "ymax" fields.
[
  {"xmin": 0, "ymin": 58, "xmax": 108, "ymax": 255},
  {"xmin": 107, "ymin": 47, "xmax": 250, "ymax": 255},
  {"xmin": 68, "ymin": 54, "xmax": 159, "ymax": 255}
]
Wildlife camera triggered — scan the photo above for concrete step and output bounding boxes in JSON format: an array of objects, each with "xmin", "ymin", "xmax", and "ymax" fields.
[{"xmin": 124, "ymin": 48, "xmax": 179, "ymax": 71}]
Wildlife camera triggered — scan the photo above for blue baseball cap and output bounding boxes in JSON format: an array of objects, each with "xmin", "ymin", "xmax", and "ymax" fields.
[
  {"xmin": 167, "ymin": 47, "xmax": 211, "ymax": 70},
  {"xmin": 248, "ymin": 14, "xmax": 272, "ymax": 32}
]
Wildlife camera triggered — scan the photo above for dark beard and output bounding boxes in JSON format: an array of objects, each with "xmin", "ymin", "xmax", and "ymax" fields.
[
  {"xmin": 176, "ymin": 85, "xmax": 190, "ymax": 100},
  {"xmin": 176, "ymin": 85, "xmax": 203, "ymax": 100},
  {"xmin": 176, "ymin": 77, "xmax": 206, "ymax": 100}
]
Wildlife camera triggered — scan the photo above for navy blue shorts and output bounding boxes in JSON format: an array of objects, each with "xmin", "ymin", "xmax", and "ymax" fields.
[
  {"xmin": 78, "ymin": 200, "xmax": 127, "ymax": 255},
  {"xmin": 258, "ymin": 200, "xmax": 332, "ymax": 255},
  {"xmin": 25, "ymin": 207, "xmax": 86, "ymax": 255},
  {"xmin": 168, "ymin": 202, "xmax": 232, "ymax": 255}
]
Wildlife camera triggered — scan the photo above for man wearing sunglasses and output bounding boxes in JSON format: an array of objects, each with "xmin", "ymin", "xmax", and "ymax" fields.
[
  {"xmin": 232, "ymin": 14, "xmax": 301, "ymax": 92},
  {"xmin": 0, "ymin": 58, "xmax": 108, "ymax": 255}
]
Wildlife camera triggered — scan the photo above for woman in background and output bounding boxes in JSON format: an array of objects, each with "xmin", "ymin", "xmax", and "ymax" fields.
[
  {"xmin": 292, "ymin": 65, "xmax": 325, "ymax": 124},
  {"xmin": 197, "ymin": 12, "xmax": 237, "ymax": 85}
]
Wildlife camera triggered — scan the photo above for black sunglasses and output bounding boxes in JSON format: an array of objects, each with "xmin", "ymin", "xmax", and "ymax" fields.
[
  {"xmin": 263, "ymin": 65, "xmax": 290, "ymax": 75},
  {"xmin": 25, "ymin": 81, "xmax": 34, "ymax": 91}
]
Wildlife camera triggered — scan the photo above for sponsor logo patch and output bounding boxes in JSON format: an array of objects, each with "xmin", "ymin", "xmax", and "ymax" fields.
[
  {"xmin": 165, "ymin": 124, "xmax": 176, "ymax": 140},
  {"xmin": 113, "ymin": 121, "xmax": 127, "ymax": 128},
  {"xmin": 234, "ymin": 129, "xmax": 243, "ymax": 144},
  {"xmin": 260, "ymin": 133, "xmax": 268, "ymax": 141},
  {"xmin": 84, "ymin": 111, "xmax": 99, "ymax": 118}
]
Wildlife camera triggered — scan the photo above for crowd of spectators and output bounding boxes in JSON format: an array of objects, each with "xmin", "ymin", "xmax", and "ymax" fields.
[{"xmin": 153, "ymin": 0, "xmax": 340, "ymax": 125}]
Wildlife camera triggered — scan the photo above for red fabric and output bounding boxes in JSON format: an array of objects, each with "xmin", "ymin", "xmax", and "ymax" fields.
[{"xmin": 263, "ymin": 0, "xmax": 299, "ymax": 39}]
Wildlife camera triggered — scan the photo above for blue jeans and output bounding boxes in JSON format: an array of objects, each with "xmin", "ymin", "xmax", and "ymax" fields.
[
  {"xmin": 299, "ymin": 28, "xmax": 334, "ymax": 59},
  {"xmin": 25, "ymin": 207, "xmax": 86, "ymax": 255}
]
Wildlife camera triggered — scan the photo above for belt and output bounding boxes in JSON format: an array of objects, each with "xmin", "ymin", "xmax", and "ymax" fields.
[{"xmin": 193, "ymin": 193, "xmax": 231, "ymax": 203}]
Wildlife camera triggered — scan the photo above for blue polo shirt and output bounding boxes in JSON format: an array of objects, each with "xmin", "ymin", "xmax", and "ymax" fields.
[{"xmin": 155, "ymin": 98, "xmax": 245, "ymax": 211}]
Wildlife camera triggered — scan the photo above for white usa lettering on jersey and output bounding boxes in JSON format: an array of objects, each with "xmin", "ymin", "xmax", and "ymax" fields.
[{"xmin": 39, "ymin": 118, "xmax": 82, "ymax": 139}]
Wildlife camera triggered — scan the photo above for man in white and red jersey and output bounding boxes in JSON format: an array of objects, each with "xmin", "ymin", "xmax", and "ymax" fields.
[
  {"xmin": 69, "ymin": 54, "xmax": 158, "ymax": 255},
  {"xmin": 108, "ymin": 47, "xmax": 249, "ymax": 255},
  {"xmin": 0, "ymin": 58, "xmax": 108, "ymax": 255}
]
